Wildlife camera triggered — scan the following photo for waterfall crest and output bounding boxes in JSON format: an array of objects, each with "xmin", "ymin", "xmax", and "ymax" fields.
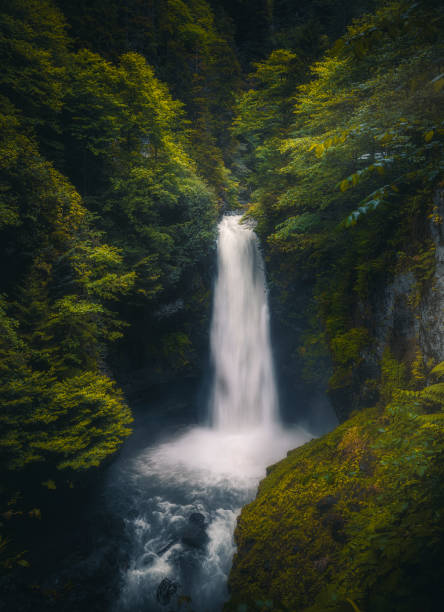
[{"xmin": 210, "ymin": 215, "xmax": 279, "ymax": 430}]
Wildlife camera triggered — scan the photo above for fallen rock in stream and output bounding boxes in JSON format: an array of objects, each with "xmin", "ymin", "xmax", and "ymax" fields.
[
  {"xmin": 156, "ymin": 577, "xmax": 178, "ymax": 606},
  {"xmin": 180, "ymin": 513, "xmax": 208, "ymax": 549}
]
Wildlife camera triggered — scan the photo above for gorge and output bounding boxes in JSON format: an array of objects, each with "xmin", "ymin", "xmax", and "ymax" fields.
[{"xmin": 1, "ymin": 1, "xmax": 443, "ymax": 611}]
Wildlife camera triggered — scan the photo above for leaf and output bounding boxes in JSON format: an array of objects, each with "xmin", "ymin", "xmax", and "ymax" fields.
[
  {"xmin": 41, "ymin": 479, "xmax": 56, "ymax": 490},
  {"xmin": 340, "ymin": 179, "xmax": 350, "ymax": 192},
  {"xmin": 375, "ymin": 164, "xmax": 385, "ymax": 175},
  {"xmin": 315, "ymin": 143, "xmax": 325, "ymax": 157},
  {"xmin": 17, "ymin": 559, "xmax": 30, "ymax": 568},
  {"xmin": 346, "ymin": 598, "xmax": 362, "ymax": 612},
  {"xmin": 424, "ymin": 130, "xmax": 434, "ymax": 143},
  {"xmin": 377, "ymin": 132, "xmax": 393, "ymax": 144},
  {"xmin": 431, "ymin": 74, "xmax": 444, "ymax": 92},
  {"xmin": 429, "ymin": 361, "xmax": 444, "ymax": 381}
]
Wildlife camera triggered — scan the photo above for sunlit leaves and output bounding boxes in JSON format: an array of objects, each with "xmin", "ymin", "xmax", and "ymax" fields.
[
  {"xmin": 4, "ymin": 372, "xmax": 132, "ymax": 471},
  {"xmin": 429, "ymin": 361, "xmax": 444, "ymax": 382},
  {"xmin": 272, "ymin": 213, "xmax": 321, "ymax": 240},
  {"xmin": 236, "ymin": 0, "xmax": 443, "ymax": 410},
  {"xmin": 41, "ymin": 480, "xmax": 56, "ymax": 490}
]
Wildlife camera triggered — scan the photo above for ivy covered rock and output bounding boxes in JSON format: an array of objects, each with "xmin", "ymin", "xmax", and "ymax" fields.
[{"xmin": 226, "ymin": 386, "xmax": 444, "ymax": 611}]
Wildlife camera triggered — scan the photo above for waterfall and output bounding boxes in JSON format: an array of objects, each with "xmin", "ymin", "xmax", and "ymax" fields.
[{"xmin": 210, "ymin": 215, "xmax": 278, "ymax": 430}]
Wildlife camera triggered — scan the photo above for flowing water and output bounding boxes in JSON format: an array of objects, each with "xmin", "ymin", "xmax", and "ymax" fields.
[
  {"xmin": 210, "ymin": 215, "xmax": 278, "ymax": 429},
  {"xmin": 109, "ymin": 215, "xmax": 312, "ymax": 611}
]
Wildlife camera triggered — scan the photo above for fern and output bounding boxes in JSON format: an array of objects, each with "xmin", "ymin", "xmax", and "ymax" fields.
[
  {"xmin": 429, "ymin": 361, "xmax": 444, "ymax": 382},
  {"xmin": 419, "ymin": 382, "xmax": 444, "ymax": 408}
]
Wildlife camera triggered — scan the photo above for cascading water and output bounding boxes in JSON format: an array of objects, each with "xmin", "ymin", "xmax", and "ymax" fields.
[
  {"xmin": 108, "ymin": 215, "xmax": 311, "ymax": 612},
  {"xmin": 210, "ymin": 215, "xmax": 278, "ymax": 429}
]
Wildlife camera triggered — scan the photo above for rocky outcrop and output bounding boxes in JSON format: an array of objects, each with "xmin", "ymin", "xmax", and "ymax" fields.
[
  {"xmin": 373, "ymin": 189, "xmax": 444, "ymax": 366},
  {"xmin": 330, "ymin": 189, "xmax": 444, "ymax": 422},
  {"xmin": 419, "ymin": 189, "xmax": 444, "ymax": 364},
  {"xmin": 226, "ymin": 398, "xmax": 444, "ymax": 611}
]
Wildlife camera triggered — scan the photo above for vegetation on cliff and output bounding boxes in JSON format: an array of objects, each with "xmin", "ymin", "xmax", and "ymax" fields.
[
  {"xmin": 227, "ymin": 356, "xmax": 444, "ymax": 611},
  {"xmin": 234, "ymin": 0, "xmax": 444, "ymax": 416},
  {"xmin": 227, "ymin": 1, "xmax": 444, "ymax": 609}
]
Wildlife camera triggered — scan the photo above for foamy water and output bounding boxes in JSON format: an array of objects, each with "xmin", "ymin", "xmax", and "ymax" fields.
[{"xmin": 114, "ymin": 424, "xmax": 310, "ymax": 611}]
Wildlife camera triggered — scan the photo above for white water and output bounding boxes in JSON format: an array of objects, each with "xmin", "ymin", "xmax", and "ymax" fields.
[
  {"xmin": 112, "ymin": 215, "xmax": 311, "ymax": 612},
  {"xmin": 210, "ymin": 215, "xmax": 278, "ymax": 429}
]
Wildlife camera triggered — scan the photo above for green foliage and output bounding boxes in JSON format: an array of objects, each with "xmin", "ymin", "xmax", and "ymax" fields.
[
  {"xmin": 380, "ymin": 348, "xmax": 407, "ymax": 403},
  {"xmin": 227, "ymin": 374, "xmax": 444, "ymax": 611},
  {"xmin": 0, "ymin": 0, "xmax": 70, "ymax": 166},
  {"xmin": 429, "ymin": 361, "xmax": 444, "ymax": 382},
  {"xmin": 58, "ymin": 0, "xmax": 242, "ymax": 203},
  {"xmin": 0, "ymin": 2, "xmax": 223, "ymax": 581},
  {"xmin": 330, "ymin": 328, "xmax": 371, "ymax": 367},
  {"xmin": 232, "ymin": 50, "xmax": 304, "ymax": 202},
  {"xmin": 0, "ymin": 0, "xmax": 219, "ymax": 566},
  {"xmin": 0, "ymin": 151, "xmax": 134, "ymax": 471},
  {"xmin": 233, "ymin": 0, "xmax": 443, "ymax": 409},
  {"xmin": 58, "ymin": 44, "xmax": 218, "ymax": 378}
]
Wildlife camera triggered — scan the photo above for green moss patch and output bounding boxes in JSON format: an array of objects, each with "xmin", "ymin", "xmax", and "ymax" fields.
[{"xmin": 226, "ymin": 395, "xmax": 444, "ymax": 612}]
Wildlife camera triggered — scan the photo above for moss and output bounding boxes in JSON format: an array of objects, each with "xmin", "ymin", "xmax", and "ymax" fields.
[{"xmin": 226, "ymin": 393, "xmax": 444, "ymax": 612}]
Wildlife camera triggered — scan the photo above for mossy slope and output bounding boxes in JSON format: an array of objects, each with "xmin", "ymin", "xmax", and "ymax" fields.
[{"xmin": 226, "ymin": 388, "xmax": 444, "ymax": 612}]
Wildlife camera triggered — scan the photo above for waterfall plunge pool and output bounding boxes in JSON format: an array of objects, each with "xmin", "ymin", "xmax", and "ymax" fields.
[{"xmin": 107, "ymin": 419, "xmax": 311, "ymax": 612}]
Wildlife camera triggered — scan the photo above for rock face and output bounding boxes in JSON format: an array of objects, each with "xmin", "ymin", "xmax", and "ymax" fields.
[
  {"xmin": 331, "ymin": 189, "xmax": 444, "ymax": 421},
  {"xmin": 374, "ymin": 189, "xmax": 444, "ymax": 366},
  {"xmin": 419, "ymin": 189, "xmax": 444, "ymax": 363}
]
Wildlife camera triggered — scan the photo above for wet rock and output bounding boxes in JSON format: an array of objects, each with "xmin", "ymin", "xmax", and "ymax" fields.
[
  {"xmin": 156, "ymin": 578, "xmax": 178, "ymax": 606},
  {"xmin": 140, "ymin": 552, "xmax": 157, "ymax": 567},
  {"xmin": 189, "ymin": 512, "xmax": 205, "ymax": 528},
  {"xmin": 181, "ymin": 513, "xmax": 208, "ymax": 548},
  {"xmin": 156, "ymin": 539, "xmax": 178, "ymax": 556}
]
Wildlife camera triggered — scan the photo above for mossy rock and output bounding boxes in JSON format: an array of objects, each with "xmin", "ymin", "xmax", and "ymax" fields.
[{"xmin": 225, "ymin": 399, "xmax": 444, "ymax": 612}]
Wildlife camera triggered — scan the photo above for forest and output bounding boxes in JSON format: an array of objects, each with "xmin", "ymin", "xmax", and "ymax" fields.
[{"xmin": 0, "ymin": 0, "xmax": 443, "ymax": 611}]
